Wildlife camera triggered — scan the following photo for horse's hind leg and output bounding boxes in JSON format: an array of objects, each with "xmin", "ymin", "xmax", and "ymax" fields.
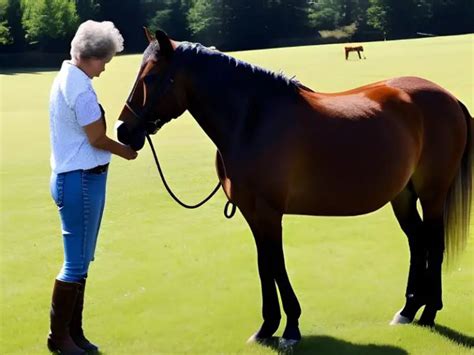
[
  {"xmin": 418, "ymin": 199, "xmax": 446, "ymax": 326},
  {"xmin": 390, "ymin": 183, "xmax": 428, "ymax": 324},
  {"xmin": 391, "ymin": 182, "xmax": 447, "ymax": 326}
]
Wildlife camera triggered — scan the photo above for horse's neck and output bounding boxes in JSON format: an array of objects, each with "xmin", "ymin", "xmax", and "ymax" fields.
[
  {"xmin": 182, "ymin": 50, "xmax": 299, "ymax": 154},
  {"xmin": 186, "ymin": 71, "xmax": 251, "ymax": 154}
]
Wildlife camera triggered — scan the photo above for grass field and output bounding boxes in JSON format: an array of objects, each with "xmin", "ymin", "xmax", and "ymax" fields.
[{"xmin": 1, "ymin": 34, "xmax": 473, "ymax": 354}]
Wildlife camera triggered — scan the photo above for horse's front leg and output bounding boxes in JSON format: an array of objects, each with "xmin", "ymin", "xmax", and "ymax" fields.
[
  {"xmin": 248, "ymin": 234, "xmax": 282, "ymax": 341},
  {"xmin": 243, "ymin": 199, "xmax": 301, "ymax": 346},
  {"xmin": 245, "ymin": 219, "xmax": 282, "ymax": 342},
  {"xmin": 274, "ymin": 240, "xmax": 301, "ymax": 346}
]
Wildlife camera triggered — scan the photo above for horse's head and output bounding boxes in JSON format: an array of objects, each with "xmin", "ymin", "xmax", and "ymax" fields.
[{"xmin": 116, "ymin": 28, "xmax": 187, "ymax": 150}]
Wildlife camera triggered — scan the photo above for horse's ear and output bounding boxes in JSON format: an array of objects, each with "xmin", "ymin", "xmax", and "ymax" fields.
[
  {"xmin": 155, "ymin": 30, "xmax": 174, "ymax": 58},
  {"xmin": 143, "ymin": 27, "xmax": 154, "ymax": 43}
]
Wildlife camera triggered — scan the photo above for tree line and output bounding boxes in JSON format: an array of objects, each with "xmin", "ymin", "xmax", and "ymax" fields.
[{"xmin": 1, "ymin": 0, "xmax": 472, "ymax": 54}]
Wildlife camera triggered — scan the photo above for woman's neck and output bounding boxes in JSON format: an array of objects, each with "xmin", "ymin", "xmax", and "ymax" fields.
[{"xmin": 70, "ymin": 58, "xmax": 93, "ymax": 78}]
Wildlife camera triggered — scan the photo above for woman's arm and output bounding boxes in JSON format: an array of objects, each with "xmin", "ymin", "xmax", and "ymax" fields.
[{"xmin": 84, "ymin": 119, "xmax": 137, "ymax": 160}]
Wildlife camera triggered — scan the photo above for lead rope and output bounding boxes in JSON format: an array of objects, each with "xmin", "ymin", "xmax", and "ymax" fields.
[{"xmin": 145, "ymin": 134, "xmax": 236, "ymax": 218}]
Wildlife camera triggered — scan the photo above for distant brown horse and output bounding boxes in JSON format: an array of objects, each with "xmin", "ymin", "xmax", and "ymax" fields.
[
  {"xmin": 345, "ymin": 45, "xmax": 365, "ymax": 60},
  {"xmin": 116, "ymin": 29, "xmax": 472, "ymax": 349}
]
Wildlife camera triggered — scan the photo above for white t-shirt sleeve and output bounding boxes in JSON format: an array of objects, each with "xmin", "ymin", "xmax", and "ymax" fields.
[{"xmin": 75, "ymin": 91, "xmax": 102, "ymax": 127}]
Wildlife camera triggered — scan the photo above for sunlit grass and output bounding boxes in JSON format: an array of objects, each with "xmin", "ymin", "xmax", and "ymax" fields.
[{"xmin": 1, "ymin": 34, "xmax": 473, "ymax": 354}]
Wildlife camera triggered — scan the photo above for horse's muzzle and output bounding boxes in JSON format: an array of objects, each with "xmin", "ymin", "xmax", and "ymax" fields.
[{"xmin": 115, "ymin": 120, "xmax": 146, "ymax": 151}]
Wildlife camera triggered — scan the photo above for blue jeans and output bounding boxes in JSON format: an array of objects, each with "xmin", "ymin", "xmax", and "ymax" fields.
[{"xmin": 50, "ymin": 169, "xmax": 107, "ymax": 282}]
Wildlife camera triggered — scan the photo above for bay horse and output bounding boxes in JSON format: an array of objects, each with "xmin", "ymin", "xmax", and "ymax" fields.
[
  {"xmin": 345, "ymin": 45, "xmax": 365, "ymax": 60},
  {"xmin": 116, "ymin": 29, "xmax": 472, "ymax": 348}
]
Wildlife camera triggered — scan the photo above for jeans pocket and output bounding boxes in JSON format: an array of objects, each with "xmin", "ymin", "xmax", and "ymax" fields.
[{"xmin": 50, "ymin": 173, "xmax": 64, "ymax": 208}]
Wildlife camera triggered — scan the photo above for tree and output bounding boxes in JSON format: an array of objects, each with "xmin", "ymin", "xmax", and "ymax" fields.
[
  {"xmin": 22, "ymin": 0, "xmax": 79, "ymax": 51},
  {"xmin": 308, "ymin": 0, "xmax": 342, "ymax": 30},
  {"xmin": 146, "ymin": 0, "xmax": 191, "ymax": 40},
  {"xmin": 366, "ymin": 0, "xmax": 389, "ymax": 39},
  {"xmin": 367, "ymin": 0, "xmax": 419, "ymax": 39},
  {"xmin": 187, "ymin": 0, "xmax": 224, "ymax": 46},
  {"xmin": 6, "ymin": 0, "xmax": 25, "ymax": 49},
  {"xmin": 347, "ymin": 0, "xmax": 370, "ymax": 26},
  {"xmin": 95, "ymin": 0, "xmax": 146, "ymax": 52},
  {"xmin": 0, "ymin": 0, "xmax": 11, "ymax": 45},
  {"xmin": 75, "ymin": 0, "xmax": 100, "ymax": 22},
  {"xmin": 429, "ymin": 0, "xmax": 474, "ymax": 35},
  {"xmin": 0, "ymin": 0, "xmax": 26, "ymax": 49},
  {"xmin": 0, "ymin": 0, "xmax": 472, "ymax": 56},
  {"xmin": 389, "ymin": 0, "xmax": 418, "ymax": 38},
  {"xmin": 223, "ymin": 0, "xmax": 271, "ymax": 50},
  {"xmin": 269, "ymin": 0, "xmax": 311, "ymax": 38},
  {"xmin": 186, "ymin": 0, "xmax": 313, "ymax": 50},
  {"xmin": 412, "ymin": 0, "xmax": 433, "ymax": 33}
]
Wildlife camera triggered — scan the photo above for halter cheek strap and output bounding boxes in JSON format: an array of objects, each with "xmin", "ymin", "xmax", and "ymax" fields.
[
  {"xmin": 125, "ymin": 101, "xmax": 161, "ymax": 134},
  {"xmin": 125, "ymin": 102, "xmax": 141, "ymax": 120}
]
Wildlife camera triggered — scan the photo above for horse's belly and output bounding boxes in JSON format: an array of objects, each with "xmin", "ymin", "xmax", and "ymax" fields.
[
  {"xmin": 285, "ymin": 192, "xmax": 391, "ymax": 216},
  {"xmin": 286, "ymin": 185, "xmax": 400, "ymax": 216},
  {"xmin": 285, "ymin": 153, "xmax": 416, "ymax": 217}
]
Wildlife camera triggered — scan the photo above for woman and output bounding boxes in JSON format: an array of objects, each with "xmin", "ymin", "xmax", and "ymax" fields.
[{"xmin": 48, "ymin": 20, "xmax": 137, "ymax": 354}]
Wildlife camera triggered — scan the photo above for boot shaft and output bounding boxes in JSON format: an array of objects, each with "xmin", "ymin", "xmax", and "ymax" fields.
[
  {"xmin": 70, "ymin": 279, "xmax": 86, "ymax": 334},
  {"xmin": 48, "ymin": 279, "xmax": 86, "ymax": 354},
  {"xmin": 69, "ymin": 278, "xmax": 99, "ymax": 352},
  {"xmin": 50, "ymin": 279, "xmax": 81, "ymax": 336}
]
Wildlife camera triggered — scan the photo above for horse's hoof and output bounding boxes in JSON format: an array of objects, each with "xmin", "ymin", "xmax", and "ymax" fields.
[
  {"xmin": 279, "ymin": 338, "xmax": 299, "ymax": 351},
  {"xmin": 247, "ymin": 333, "xmax": 270, "ymax": 345},
  {"xmin": 417, "ymin": 319, "xmax": 435, "ymax": 327},
  {"xmin": 417, "ymin": 314, "xmax": 435, "ymax": 327},
  {"xmin": 418, "ymin": 306, "xmax": 437, "ymax": 327},
  {"xmin": 390, "ymin": 311, "xmax": 412, "ymax": 325},
  {"xmin": 246, "ymin": 333, "xmax": 259, "ymax": 344}
]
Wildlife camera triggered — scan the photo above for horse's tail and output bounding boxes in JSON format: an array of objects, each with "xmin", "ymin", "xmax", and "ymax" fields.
[{"xmin": 444, "ymin": 100, "xmax": 473, "ymax": 265}]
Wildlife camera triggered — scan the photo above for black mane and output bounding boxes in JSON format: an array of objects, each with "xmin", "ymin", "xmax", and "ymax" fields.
[{"xmin": 174, "ymin": 42, "xmax": 302, "ymax": 93}]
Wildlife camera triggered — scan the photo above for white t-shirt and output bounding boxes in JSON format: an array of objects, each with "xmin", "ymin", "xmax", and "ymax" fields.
[{"xmin": 49, "ymin": 61, "xmax": 111, "ymax": 174}]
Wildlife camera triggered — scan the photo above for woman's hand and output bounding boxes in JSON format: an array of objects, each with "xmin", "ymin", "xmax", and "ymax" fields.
[{"xmin": 120, "ymin": 145, "xmax": 138, "ymax": 160}]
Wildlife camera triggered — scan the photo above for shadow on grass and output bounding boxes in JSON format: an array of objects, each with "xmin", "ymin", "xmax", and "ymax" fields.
[
  {"xmin": 255, "ymin": 336, "xmax": 407, "ymax": 355},
  {"xmin": 431, "ymin": 323, "xmax": 474, "ymax": 348}
]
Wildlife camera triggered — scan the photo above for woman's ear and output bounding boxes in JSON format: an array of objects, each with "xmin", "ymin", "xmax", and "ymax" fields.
[{"xmin": 155, "ymin": 30, "xmax": 174, "ymax": 58}]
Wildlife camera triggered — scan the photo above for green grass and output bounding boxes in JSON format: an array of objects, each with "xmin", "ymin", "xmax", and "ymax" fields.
[{"xmin": 1, "ymin": 34, "xmax": 473, "ymax": 354}]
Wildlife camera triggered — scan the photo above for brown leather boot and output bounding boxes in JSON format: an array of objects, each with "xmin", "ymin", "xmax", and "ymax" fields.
[
  {"xmin": 47, "ymin": 279, "xmax": 85, "ymax": 355},
  {"xmin": 70, "ymin": 279, "xmax": 99, "ymax": 352}
]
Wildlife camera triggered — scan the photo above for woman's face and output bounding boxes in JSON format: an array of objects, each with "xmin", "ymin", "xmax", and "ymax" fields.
[{"xmin": 86, "ymin": 56, "xmax": 112, "ymax": 78}]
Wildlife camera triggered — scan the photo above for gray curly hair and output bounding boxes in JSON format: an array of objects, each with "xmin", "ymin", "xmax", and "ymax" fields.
[{"xmin": 70, "ymin": 20, "xmax": 124, "ymax": 60}]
